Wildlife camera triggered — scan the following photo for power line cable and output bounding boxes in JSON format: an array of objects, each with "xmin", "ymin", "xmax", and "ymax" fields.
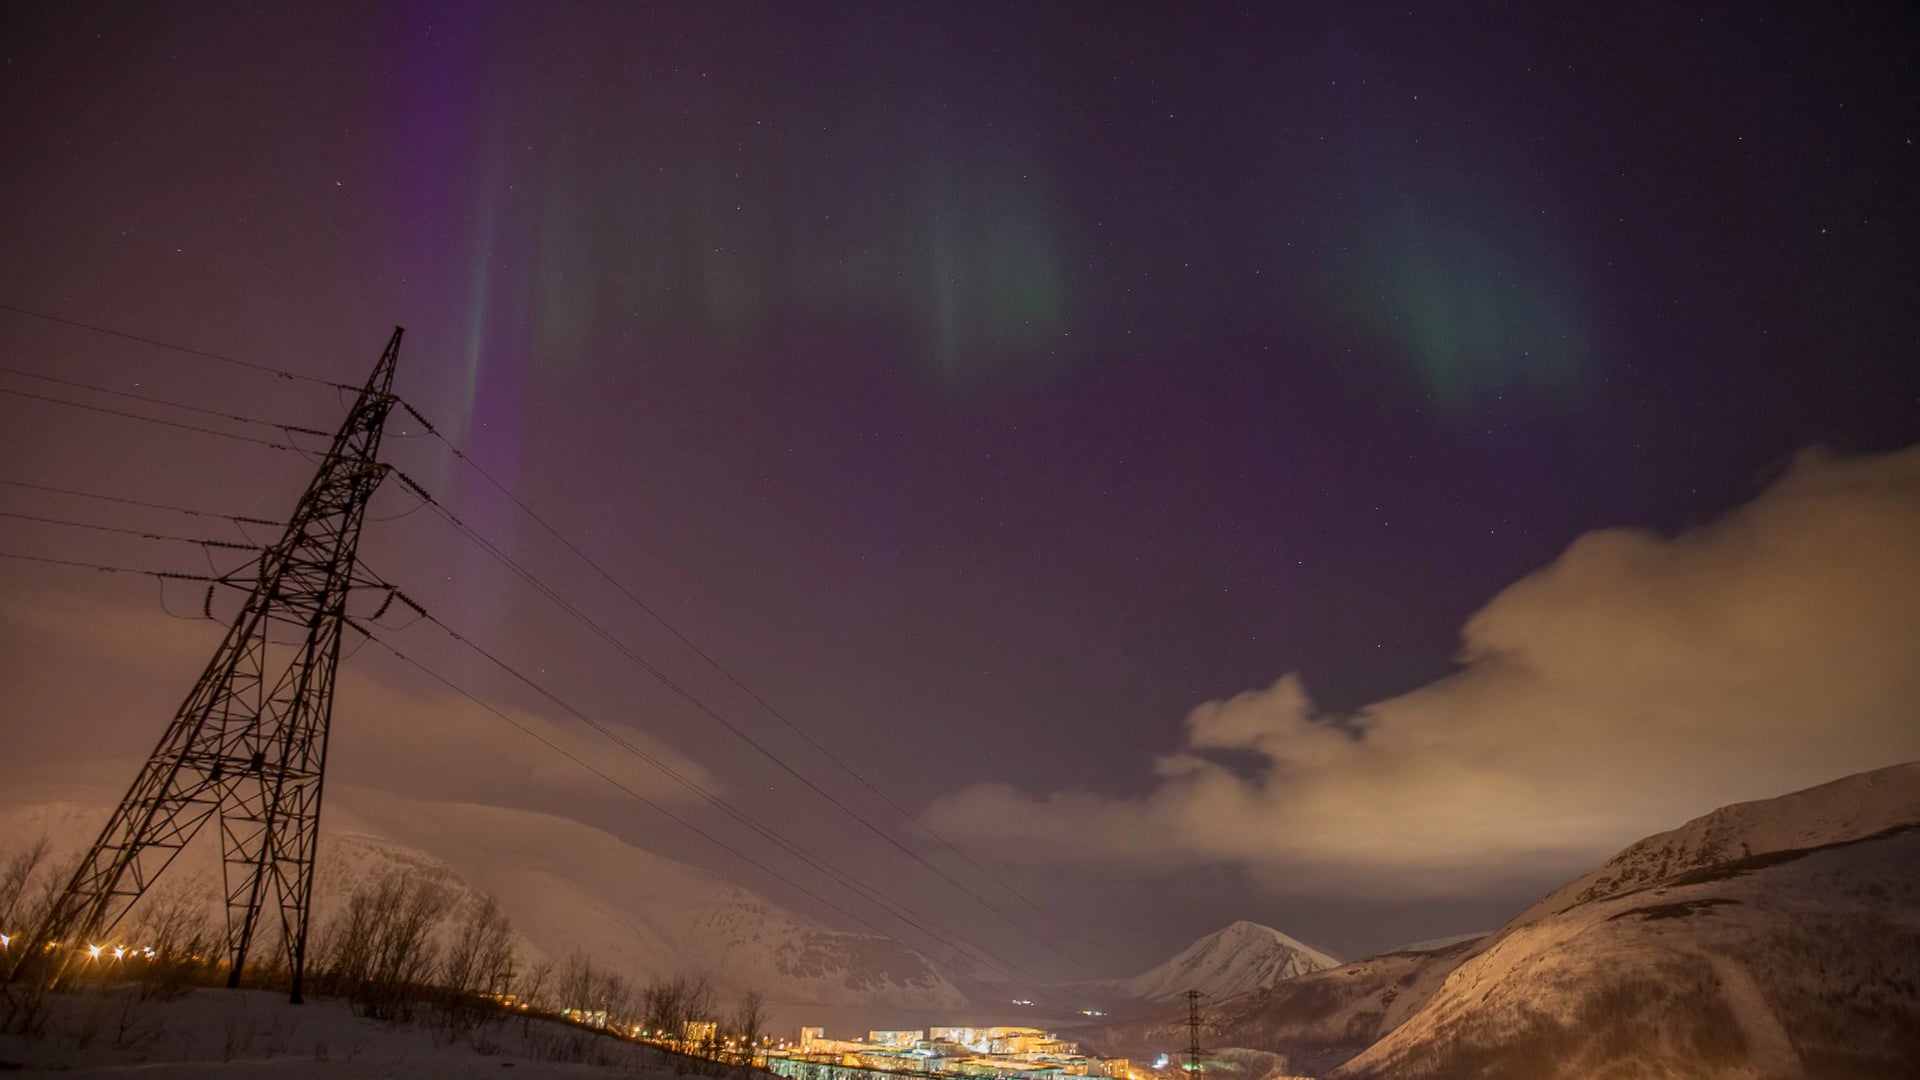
[
  {"xmin": 355, "ymin": 623, "xmax": 945, "ymax": 948},
  {"xmin": 0, "ymin": 387, "xmax": 302, "ymax": 451},
  {"xmin": 398, "ymin": 399, "xmax": 1055, "ymax": 924},
  {"xmin": 387, "ymin": 466, "xmax": 1088, "ymax": 973},
  {"xmin": 384, "ymin": 600, "xmax": 1070, "ymax": 1005},
  {"xmin": 0, "ymin": 478, "xmax": 282, "ymax": 528},
  {"xmin": 0, "ymin": 550, "xmax": 224, "ymax": 581},
  {"xmin": 0, "ymin": 301, "xmax": 353, "ymax": 389},
  {"xmin": 0, "ymin": 509, "xmax": 262, "ymax": 551},
  {"xmin": 0, "ymin": 365, "xmax": 333, "ymax": 437}
]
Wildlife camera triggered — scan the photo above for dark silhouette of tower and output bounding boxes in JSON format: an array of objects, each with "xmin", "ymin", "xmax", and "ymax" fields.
[
  {"xmin": 23, "ymin": 328, "xmax": 403, "ymax": 1003},
  {"xmin": 1184, "ymin": 989, "xmax": 1208, "ymax": 1074}
]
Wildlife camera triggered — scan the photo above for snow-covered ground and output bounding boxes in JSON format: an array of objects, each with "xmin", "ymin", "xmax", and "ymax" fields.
[{"xmin": 0, "ymin": 986, "xmax": 711, "ymax": 1077}]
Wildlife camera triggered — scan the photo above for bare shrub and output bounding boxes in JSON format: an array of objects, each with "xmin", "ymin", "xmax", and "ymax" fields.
[
  {"xmin": 315, "ymin": 867, "xmax": 451, "ymax": 1020},
  {"xmin": 221, "ymin": 1008, "xmax": 260, "ymax": 1062},
  {"xmin": 1, "ymin": 847, "xmax": 81, "ymax": 1035},
  {"xmin": 440, "ymin": 895, "xmax": 518, "ymax": 996},
  {"xmin": 431, "ymin": 894, "xmax": 520, "ymax": 1035},
  {"xmin": 113, "ymin": 988, "xmax": 161, "ymax": 1050},
  {"xmin": 121, "ymin": 873, "xmax": 220, "ymax": 999},
  {"xmin": 0, "ymin": 838, "xmax": 52, "ymax": 940}
]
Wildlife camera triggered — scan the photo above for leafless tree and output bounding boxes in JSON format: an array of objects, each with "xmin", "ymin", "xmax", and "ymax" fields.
[
  {"xmin": 730, "ymin": 988, "xmax": 767, "ymax": 1063},
  {"xmin": 515, "ymin": 954, "xmax": 557, "ymax": 1037},
  {"xmin": 643, "ymin": 971, "xmax": 716, "ymax": 1050},
  {"xmin": 316, "ymin": 867, "xmax": 452, "ymax": 1020},
  {"xmin": 440, "ymin": 895, "xmax": 518, "ymax": 997}
]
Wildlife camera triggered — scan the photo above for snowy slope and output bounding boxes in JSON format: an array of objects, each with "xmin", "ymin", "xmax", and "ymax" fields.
[
  {"xmin": 1508, "ymin": 760, "xmax": 1920, "ymax": 930},
  {"xmin": 1075, "ymin": 937, "xmax": 1470, "ymax": 1078},
  {"xmin": 1333, "ymin": 761, "xmax": 1920, "ymax": 1079},
  {"xmin": 0, "ymin": 786, "xmax": 967, "ymax": 1013},
  {"xmin": 0, "ymin": 986, "xmax": 692, "ymax": 1077},
  {"xmin": 334, "ymin": 787, "xmax": 967, "ymax": 1011},
  {"xmin": 1116, "ymin": 920, "xmax": 1338, "ymax": 1002}
]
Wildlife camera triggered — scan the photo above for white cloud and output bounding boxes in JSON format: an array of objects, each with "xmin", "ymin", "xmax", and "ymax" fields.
[{"xmin": 928, "ymin": 445, "xmax": 1920, "ymax": 895}]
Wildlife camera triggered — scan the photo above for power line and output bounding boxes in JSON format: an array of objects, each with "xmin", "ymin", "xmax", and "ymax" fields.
[
  {"xmin": 399, "ymin": 396, "xmax": 1058, "ymax": 928},
  {"xmin": 389, "ymin": 466, "xmax": 1089, "ymax": 974},
  {"xmin": 352, "ymin": 623, "xmax": 915, "ymax": 943},
  {"xmin": 0, "ymin": 365, "xmax": 333, "ymax": 437},
  {"xmin": 0, "ymin": 301, "xmax": 1088, "ymax": 980},
  {"xmin": 0, "ymin": 550, "xmax": 225, "ymax": 581},
  {"xmin": 391, "ymin": 602, "xmax": 1071, "ymax": 1006},
  {"xmin": 0, "ymin": 301, "xmax": 353, "ymax": 389},
  {"xmin": 0, "ymin": 386, "xmax": 303, "ymax": 451},
  {"xmin": 0, "ymin": 509, "xmax": 261, "ymax": 551},
  {"xmin": 0, "ymin": 478, "xmax": 281, "ymax": 527},
  {"xmin": 0, "ymin": 300, "xmax": 1074, "ymax": 953}
]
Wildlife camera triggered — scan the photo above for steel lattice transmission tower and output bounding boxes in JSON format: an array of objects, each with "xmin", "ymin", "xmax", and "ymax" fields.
[
  {"xmin": 29, "ymin": 327, "xmax": 404, "ymax": 1003},
  {"xmin": 1183, "ymin": 989, "xmax": 1208, "ymax": 1075}
]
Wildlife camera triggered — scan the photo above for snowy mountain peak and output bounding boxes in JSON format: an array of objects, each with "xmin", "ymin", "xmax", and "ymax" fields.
[{"xmin": 1118, "ymin": 920, "xmax": 1338, "ymax": 1002}]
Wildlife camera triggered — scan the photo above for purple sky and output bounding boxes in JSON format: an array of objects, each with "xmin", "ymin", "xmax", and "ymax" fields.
[{"xmin": 2, "ymin": 2, "xmax": 1917, "ymax": 977}]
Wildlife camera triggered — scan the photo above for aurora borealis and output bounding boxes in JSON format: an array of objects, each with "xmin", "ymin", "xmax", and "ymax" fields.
[{"xmin": 2, "ymin": 2, "xmax": 1917, "ymax": 971}]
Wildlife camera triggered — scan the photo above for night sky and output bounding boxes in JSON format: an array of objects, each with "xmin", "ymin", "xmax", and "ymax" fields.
[{"xmin": 2, "ymin": 2, "xmax": 1918, "ymax": 977}]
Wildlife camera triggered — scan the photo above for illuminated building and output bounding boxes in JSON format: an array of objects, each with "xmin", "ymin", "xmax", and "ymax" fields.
[{"xmin": 770, "ymin": 1024, "xmax": 1115, "ymax": 1080}]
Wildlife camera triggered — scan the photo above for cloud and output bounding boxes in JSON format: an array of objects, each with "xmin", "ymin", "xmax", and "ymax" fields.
[
  {"xmin": 0, "ymin": 588, "xmax": 722, "ymax": 810},
  {"xmin": 927, "ymin": 445, "xmax": 1920, "ymax": 895}
]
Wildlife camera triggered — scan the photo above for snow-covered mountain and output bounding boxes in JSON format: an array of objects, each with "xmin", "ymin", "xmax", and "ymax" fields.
[
  {"xmin": 1077, "ymin": 761, "xmax": 1920, "ymax": 1078},
  {"xmin": 1335, "ymin": 760, "xmax": 1920, "ymax": 1079},
  {"xmin": 1115, "ymin": 920, "xmax": 1338, "ymax": 1002},
  {"xmin": 0, "ymin": 785, "xmax": 968, "ymax": 1014}
]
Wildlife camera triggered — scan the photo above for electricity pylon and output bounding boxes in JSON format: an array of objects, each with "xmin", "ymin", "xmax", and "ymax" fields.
[
  {"xmin": 1183, "ymin": 989, "xmax": 1208, "ymax": 1075},
  {"xmin": 24, "ymin": 328, "xmax": 403, "ymax": 1003}
]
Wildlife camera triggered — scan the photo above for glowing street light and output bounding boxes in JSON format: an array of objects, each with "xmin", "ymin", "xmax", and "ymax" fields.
[{"xmin": 88, "ymin": 944, "xmax": 103, "ymax": 960}]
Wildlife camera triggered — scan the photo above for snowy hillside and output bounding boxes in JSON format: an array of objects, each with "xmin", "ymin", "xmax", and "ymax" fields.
[
  {"xmin": 1334, "ymin": 761, "xmax": 1920, "ymax": 1079},
  {"xmin": 0, "ymin": 785, "xmax": 967, "ymax": 1014},
  {"xmin": 1510, "ymin": 760, "xmax": 1920, "ymax": 929},
  {"xmin": 1075, "ymin": 937, "xmax": 1470, "ymax": 1078},
  {"xmin": 1077, "ymin": 761, "xmax": 1920, "ymax": 1079},
  {"xmin": 0, "ymin": 985, "xmax": 692, "ymax": 1077},
  {"xmin": 1115, "ymin": 920, "xmax": 1338, "ymax": 1002}
]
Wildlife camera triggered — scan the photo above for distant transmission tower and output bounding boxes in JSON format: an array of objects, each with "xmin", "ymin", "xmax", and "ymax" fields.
[
  {"xmin": 23, "ymin": 328, "xmax": 404, "ymax": 1003},
  {"xmin": 1184, "ymin": 989, "xmax": 1208, "ymax": 1075}
]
